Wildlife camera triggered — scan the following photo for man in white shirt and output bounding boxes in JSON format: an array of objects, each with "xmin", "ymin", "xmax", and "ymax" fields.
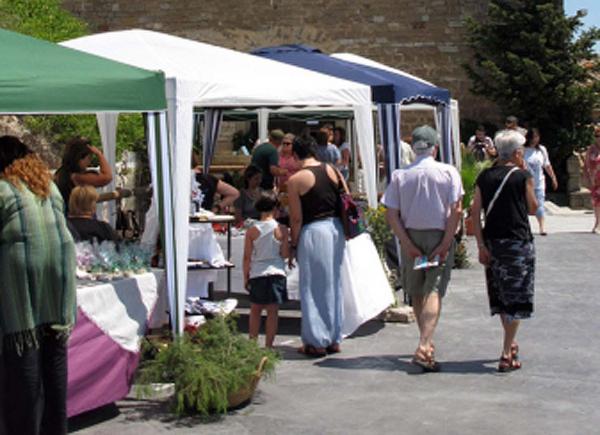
[
  {"xmin": 467, "ymin": 125, "xmax": 496, "ymax": 161},
  {"xmin": 381, "ymin": 125, "xmax": 463, "ymax": 372}
]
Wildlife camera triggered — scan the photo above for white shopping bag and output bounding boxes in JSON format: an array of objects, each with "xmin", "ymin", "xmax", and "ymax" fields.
[{"xmin": 341, "ymin": 233, "xmax": 395, "ymax": 337}]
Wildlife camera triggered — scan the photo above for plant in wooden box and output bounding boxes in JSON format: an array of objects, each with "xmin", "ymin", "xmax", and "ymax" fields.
[{"xmin": 138, "ymin": 316, "xmax": 279, "ymax": 416}]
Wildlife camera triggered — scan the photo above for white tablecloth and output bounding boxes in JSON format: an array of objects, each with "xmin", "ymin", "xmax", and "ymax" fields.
[
  {"xmin": 215, "ymin": 232, "xmax": 394, "ymax": 337},
  {"xmin": 76, "ymin": 270, "xmax": 164, "ymax": 352},
  {"xmin": 187, "ymin": 223, "xmax": 225, "ymax": 298}
]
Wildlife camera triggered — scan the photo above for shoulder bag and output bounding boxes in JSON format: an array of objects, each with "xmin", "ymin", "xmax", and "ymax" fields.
[
  {"xmin": 332, "ymin": 165, "xmax": 366, "ymax": 239},
  {"xmin": 485, "ymin": 166, "xmax": 519, "ymax": 218}
]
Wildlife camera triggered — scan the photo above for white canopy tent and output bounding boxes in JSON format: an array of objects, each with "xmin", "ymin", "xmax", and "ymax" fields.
[
  {"xmin": 332, "ymin": 52, "xmax": 462, "ymax": 169},
  {"xmin": 62, "ymin": 29, "xmax": 377, "ymax": 334}
]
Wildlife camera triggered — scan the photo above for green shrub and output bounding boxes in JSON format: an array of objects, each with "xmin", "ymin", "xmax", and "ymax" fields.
[
  {"xmin": 138, "ymin": 317, "xmax": 279, "ymax": 416},
  {"xmin": 364, "ymin": 205, "xmax": 392, "ymax": 259},
  {"xmin": 461, "ymin": 153, "xmax": 491, "ymax": 211}
]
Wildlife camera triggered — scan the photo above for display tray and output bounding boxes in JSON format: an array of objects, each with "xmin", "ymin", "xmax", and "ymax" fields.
[
  {"xmin": 189, "ymin": 214, "xmax": 235, "ymax": 223},
  {"xmin": 188, "ymin": 259, "xmax": 234, "ymax": 270}
]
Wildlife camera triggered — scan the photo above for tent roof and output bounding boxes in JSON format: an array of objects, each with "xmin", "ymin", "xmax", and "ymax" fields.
[
  {"xmin": 252, "ymin": 44, "xmax": 450, "ymax": 106},
  {"xmin": 0, "ymin": 28, "xmax": 166, "ymax": 114},
  {"xmin": 61, "ymin": 30, "xmax": 371, "ymax": 108}
]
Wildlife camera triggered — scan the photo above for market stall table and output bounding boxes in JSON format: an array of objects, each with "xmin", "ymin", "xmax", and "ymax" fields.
[
  {"xmin": 188, "ymin": 215, "xmax": 235, "ymax": 298},
  {"xmin": 67, "ymin": 270, "xmax": 164, "ymax": 417}
]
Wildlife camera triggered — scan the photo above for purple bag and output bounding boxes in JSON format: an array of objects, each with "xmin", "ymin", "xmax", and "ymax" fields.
[{"xmin": 333, "ymin": 166, "xmax": 366, "ymax": 239}]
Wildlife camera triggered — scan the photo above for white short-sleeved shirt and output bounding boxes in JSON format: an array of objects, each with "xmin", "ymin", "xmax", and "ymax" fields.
[
  {"xmin": 524, "ymin": 145, "xmax": 550, "ymax": 191},
  {"xmin": 381, "ymin": 155, "xmax": 464, "ymax": 231}
]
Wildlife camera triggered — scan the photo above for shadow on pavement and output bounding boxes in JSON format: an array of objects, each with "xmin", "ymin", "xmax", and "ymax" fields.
[
  {"xmin": 68, "ymin": 398, "xmax": 234, "ymax": 431},
  {"xmin": 68, "ymin": 403, "xmax": 121, "ymax": 432},
  {"xmin": 315, "ymin": 355, "xmax": 497, "ymax": 375}
]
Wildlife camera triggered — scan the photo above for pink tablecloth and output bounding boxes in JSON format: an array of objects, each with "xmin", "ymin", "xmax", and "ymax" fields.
[{"xmin": 67, "ymin": 271, "xmax": 163, "ymax": 417}]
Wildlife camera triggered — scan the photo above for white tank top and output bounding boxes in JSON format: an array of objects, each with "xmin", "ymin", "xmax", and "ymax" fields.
[{"xmin": 249, "ymin": 219, "xmax": 286, "ymax": 279}]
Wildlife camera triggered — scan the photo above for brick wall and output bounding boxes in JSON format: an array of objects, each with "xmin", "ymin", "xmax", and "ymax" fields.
[{"xmin": 62, "ymin": 0, "xmax": 498, "ymax": 126}]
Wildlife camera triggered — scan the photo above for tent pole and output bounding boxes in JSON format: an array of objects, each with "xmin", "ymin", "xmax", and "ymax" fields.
[{"xmin": 149, "ymin": 111, "xmax": 181, "ymax": 336}]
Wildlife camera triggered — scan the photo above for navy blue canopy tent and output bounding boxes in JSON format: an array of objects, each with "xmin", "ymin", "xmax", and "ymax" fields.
[{"xmin": 252, "ymin": 44, "xmax": 454, "ymax": 179}]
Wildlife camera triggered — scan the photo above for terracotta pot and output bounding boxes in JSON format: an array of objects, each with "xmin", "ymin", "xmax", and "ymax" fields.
[
  {"xmin": 227, "ymin": 356, "xmax": 268, "ymax": 409},
  {"xmin": 465, "ymin": 214, "xmax": 475, "ymax": 236}
]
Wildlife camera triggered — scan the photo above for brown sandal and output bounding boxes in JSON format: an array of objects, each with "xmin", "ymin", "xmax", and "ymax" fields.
[
  {"xmin": 326, "ymin": 343, "xmax": 341, "ymax": 354},
  {"xmin": 412, "ymin": 348, "xmax": 440, "ymax": 372},
  {"xmin": 511, "ymin": 343, "xmax": 519, "ymax": 360},
  {"xmin": 298, "ymin": 345, "xmax": 327, "ymax": 358},
  {"xmin": 498, "ymin": 355, "xmax": 521, "ymax": 372}
]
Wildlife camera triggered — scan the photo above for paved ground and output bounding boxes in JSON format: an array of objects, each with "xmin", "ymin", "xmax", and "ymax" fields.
[{"xmin": 69, "ymin": 210, "xmax": 599, "ymax": 435}]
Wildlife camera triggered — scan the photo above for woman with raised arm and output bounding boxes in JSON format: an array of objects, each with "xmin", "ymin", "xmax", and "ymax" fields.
[{"xmin": 54, "ymin": 137, "xmax": 113, "ymax": 213}]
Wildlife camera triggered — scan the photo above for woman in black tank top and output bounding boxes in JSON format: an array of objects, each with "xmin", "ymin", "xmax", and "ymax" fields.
[
  {"xmin": 300, "ymin": 164, "xmax": 340, "ymax": 224},
  {"xmin": 287, "ymin": 135, "xmax": 346, "ymax": 357},
  {"xmin": 471, "ymin": 129, "xmax": 538, "ymax": 373}
]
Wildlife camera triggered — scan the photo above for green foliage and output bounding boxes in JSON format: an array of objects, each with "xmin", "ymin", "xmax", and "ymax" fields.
[
  {"xmin": 138, "ymin": 317, "xmax": 279, "ymax": 416},
  {"xmin": 464, "ymin": 1, "xmax": 600, "ymax": 162},
  {"xmin": 364, "ymin": 205, "xmax": 392, "ymax": 259},
  {"xmin": 0, "ymin": 0, "xmax": 87, "ymax": 42},
  {"xmin": 460, "ymin": 153, "xmax": 490, "ymax": 211},
  {"xmin": 23, "ymin": 114, "xmax": 146, "ymax": 162},
  {"xmin": 1, "ymin": 0, "xmax": 146, "ymax": 160}
]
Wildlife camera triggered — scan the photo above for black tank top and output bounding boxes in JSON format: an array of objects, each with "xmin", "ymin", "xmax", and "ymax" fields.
[{"xmin": 300, "ymin": 164, "xmax": 340, "ymax": 225}]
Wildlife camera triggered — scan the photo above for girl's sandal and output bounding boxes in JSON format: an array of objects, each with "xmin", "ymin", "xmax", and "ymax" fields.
[{"xmin": 498, "ymin": 355, "xmax": 522, "ymax": 372}]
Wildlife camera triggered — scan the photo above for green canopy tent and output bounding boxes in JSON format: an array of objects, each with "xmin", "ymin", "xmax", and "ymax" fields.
[
  {"xmin": 0, "ymin": 28, "xmax": 183, "ymax": 333},
  {"xmin": 0, "ymin": 27, "xmax": 165, "ymax": 113}
]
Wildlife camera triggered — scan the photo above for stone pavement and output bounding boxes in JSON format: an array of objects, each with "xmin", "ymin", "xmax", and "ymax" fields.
[{"xmin": 69, "ymin": 211, "xmax": 599, "ymax": 435}]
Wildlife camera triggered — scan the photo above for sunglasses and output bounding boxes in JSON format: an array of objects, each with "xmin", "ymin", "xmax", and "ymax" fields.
[{"xmin": 282, "ymin": 141, "xmax": 293, "ymax": 145}]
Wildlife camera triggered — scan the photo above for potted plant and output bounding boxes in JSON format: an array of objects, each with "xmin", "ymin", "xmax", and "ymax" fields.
[
  {"xmin": 461, "ymin": 153, "xmax": 491, "ymax": 235},
  {"xmin": 137, "ymin": 316, "xmax": 279, "ymax": 416},
  {"xmin": 364, "ymin": 206, "xmax": 415, "ymax": 323}
]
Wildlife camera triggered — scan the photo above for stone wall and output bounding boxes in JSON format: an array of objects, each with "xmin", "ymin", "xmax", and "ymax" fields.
[{"xmin": 62, "ymin": 0, "xmax": 498, "ymax": 125}]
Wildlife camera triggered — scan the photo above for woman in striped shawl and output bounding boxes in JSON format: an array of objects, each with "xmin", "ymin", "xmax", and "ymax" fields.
[{"xmin": 0, "ymin": 136, "xmax": 76, "ymax": 435}]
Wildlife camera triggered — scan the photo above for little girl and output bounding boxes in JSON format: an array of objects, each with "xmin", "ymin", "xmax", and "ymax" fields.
[{"xmin": 243, "ymin": 191, "xmax": 289, "ymax": 347}]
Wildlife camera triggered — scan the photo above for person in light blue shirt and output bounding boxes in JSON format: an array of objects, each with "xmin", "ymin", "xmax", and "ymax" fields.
[
  {"xmin": 523, "ymin": 128, "xmax": 558, "ymax": 235},
  {"xmin": 314, "ymin": 130, "xmax": 341, "ymax": 165}
]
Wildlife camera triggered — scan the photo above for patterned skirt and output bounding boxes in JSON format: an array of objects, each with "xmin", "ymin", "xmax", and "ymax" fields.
[{"xmin": 485, "ymin": 239, "xmax": 535, "ymax": 320}]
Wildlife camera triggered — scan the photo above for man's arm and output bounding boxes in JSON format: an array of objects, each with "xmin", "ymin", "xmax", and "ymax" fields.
[
  {"xmin": 385, "ymin": 207, "xmax": 422, "ymax": 259},
  {"xmin": 429, "ymin": 199, "xmax": 462, "ymax": 261}
]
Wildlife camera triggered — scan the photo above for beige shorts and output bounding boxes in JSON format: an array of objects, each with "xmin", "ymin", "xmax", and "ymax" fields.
[{"xmin": 400, "ymin": 229, "xmax": 454, "ymax": 298}]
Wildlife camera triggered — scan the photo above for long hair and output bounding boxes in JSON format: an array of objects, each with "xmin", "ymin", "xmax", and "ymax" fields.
[
  {"xmin": 0, "ymin": 136, "xmax": 52, "ymax": 198},
  {"xmin": 525, "ymin": 128, "xmax": 540, "ymax": 149},
  {"xmin": 242, "ymin": 164, "xmax": 262, "ymax": 189},
  {"xmin": 60, "ymin": 137, "xmax": 92, "ymax": 173}
]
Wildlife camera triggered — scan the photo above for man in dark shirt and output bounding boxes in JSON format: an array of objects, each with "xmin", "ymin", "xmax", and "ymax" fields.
[{"xmin": 251, "ymin": 129, "xmax": 287, "ymax": 190}]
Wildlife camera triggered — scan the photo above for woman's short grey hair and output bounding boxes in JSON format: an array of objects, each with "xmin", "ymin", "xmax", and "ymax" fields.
[{"xmin": 494, "ymin": 129, "xmax": 526, "ymax": 160}]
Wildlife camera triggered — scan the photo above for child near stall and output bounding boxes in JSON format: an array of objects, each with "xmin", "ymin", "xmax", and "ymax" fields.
[{"xmin": 243, "ymin": 191, "xmax": 289, "ymax": 348}]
